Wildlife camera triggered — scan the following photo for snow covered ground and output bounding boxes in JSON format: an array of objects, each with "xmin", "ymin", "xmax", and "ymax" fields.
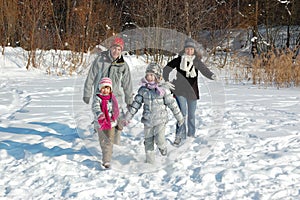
[{"xmin": 1, "ymin": 47, "xmax": 300, "ymax": 199}]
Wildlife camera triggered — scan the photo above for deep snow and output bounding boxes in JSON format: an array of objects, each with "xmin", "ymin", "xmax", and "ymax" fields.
[{"xmin": 1, "ymin": 47, "xmax": 300, "ymax": 199}]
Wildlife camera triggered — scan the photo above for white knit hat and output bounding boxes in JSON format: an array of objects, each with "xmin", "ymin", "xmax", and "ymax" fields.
[{"xmin": 99, "ymin": 77, "xmax": 113, "ymax": 91}]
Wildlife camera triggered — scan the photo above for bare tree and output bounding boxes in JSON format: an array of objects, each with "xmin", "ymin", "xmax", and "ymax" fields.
[
  {"xmin": 0, "ymin": 0, "xmax": 19, "ymax": 54},
  {"xmin": 17, "ymin": 0, "xmax": 53, "ymax": 69}
]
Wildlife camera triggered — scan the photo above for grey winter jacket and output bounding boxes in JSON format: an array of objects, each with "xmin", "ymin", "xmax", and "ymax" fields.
[
  {"xmin": 126, "ymin": 83, "xmax": 183, "ymax": 127},
  {"xmin": 83, "ymin": 50, "xmax": 133, "ymax": 106},
  {"xmin": 92, "ymin": 95, "xmax": 117, "ymax": 129}
]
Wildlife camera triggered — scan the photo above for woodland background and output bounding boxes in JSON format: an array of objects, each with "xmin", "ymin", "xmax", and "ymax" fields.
[
  {"xmin": 1, "ymin": 0, "xmax": 300, "ymax": 52},
  {"xmin": 1, "ymin": 0, "xmax": 300, "ymax": 86}
]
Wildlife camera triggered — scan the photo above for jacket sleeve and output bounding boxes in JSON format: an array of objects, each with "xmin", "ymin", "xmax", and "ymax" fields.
[
  {"xmin": 121, "ymin": 62, "xmax": 133, "ymax": 105},
  {"xmin": 125, "ymin": 87, "xmax": 144, "ymax": 120},
  {"xmin": 92, "ymin": 96, "xmax": 103, "ymax": 119},
  {"xmin": 83, "ymin": 58, "xmax": 99, "ymax": 98},
  {"xmin": 163, "ymin": 89, "xmax": 184, "ymax": 122},
  {"xmin": 196, "ymin": 59, "xmax": 214, "ymax": 80},
  {"xmin": 163, "ymin": 58, "xmax": 178, "ymax": 81}
]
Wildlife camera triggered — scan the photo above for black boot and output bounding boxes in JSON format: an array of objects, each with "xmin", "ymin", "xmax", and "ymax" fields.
[{"xmin": 159, "ymin": 147, "xmax": 167, "ymax": 156}]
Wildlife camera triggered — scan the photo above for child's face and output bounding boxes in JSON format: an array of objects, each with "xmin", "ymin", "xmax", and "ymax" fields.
[
  {"xmin": 100, "ymin": 86, "xmax": 111, "ymax": 95},
  {"xmin": 145, "ymin": 73, "xmax": 156, "ymax": 82}
]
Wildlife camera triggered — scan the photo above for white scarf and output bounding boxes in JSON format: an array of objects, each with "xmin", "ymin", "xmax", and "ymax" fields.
[{"xmin": 180, "ymin": 54, "xmax": 197, "ymax": 78}]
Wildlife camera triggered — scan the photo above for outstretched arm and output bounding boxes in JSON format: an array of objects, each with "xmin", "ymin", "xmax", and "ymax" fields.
[
  {"xmin": 118, "ymin": 88, "xmax": 144, "ymax": 129},
  {"xmin": 196, "ymin": 59, "xmax": 214, "ymax": 80},
  {"xmin": 164, "ymin": 89, "xmax": 184, "ymax": 124},
  {"xmin": 126, "ymin": 87, "xmax": 145, "ymax": 120}
]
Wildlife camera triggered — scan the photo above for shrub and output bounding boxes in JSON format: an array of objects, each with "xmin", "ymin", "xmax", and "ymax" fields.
[{"xmin": 252, "ymin": 48, "xmax": 300, "ymax": 87}]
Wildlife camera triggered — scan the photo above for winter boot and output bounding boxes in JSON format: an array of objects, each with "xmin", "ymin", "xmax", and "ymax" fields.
[
  {"xmin": 102, "ymin": 162, "xmax": 111, "ymax": 169},
  {"xmin": 145, "ymin": 151, "xmax": 155, "ymax": 164},
  {"xmin": 173, "ymin": 137, "xmax": 181, "ymax": 146},
  {"xmin": 159, "ymin": 147, "xmax": 167, "ymax": 156}
]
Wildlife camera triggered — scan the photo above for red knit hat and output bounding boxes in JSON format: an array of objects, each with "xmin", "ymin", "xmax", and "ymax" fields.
[
  {"xmin": 99, "ymin": 77, "xmax": 113, "ymax": 91},
  {"xmin": 111, "ymin": 37, "xmax": 124, "ymax": 50}
]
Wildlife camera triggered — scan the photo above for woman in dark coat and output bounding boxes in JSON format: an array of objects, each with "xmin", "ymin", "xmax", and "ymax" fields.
[{"xmin": 163, "ymin": 38, "xmax": 216, "ymax": 145}]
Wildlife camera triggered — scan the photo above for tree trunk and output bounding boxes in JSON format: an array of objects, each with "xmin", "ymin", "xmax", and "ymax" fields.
[{"xmin": 251, "ymin": 0, "xmax": 259, "ymax": 58}]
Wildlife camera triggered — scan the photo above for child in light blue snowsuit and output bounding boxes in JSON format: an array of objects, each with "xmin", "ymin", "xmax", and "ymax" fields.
[{"xmin": 120, "ymin": 63, "xmax": 184, "ymax": 164}]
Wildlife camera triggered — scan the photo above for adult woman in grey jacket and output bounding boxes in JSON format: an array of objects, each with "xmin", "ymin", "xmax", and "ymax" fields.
[
  {"xmin": 83, "ymin": 37, "xmax": 133, "ymax": 145},
  {"xmin": 121, "ymin": 63, "xmax": 184, "ymax": 164}
]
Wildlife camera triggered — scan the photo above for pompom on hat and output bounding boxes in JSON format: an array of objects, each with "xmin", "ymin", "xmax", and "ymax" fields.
[
  {"xmin": 99, "ymin": 77, "xmax": 113, "ymax": 91},
  {"xmin": 110, "ymin": 37, "xmax": 124, "ymax": 50},
  {"xmin": 184, "ymin": 37, "xmax": 196, "ymax": 49}
]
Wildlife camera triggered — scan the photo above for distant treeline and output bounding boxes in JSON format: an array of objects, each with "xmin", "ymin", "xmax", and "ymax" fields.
[{"xmin": 1, "ymin": 0, "xmax": 300, "ymax": 53}]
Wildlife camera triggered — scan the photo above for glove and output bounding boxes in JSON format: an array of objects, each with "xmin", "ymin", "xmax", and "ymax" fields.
[
  {"xmin": 116, "ymin": 123, "xmax": 123, "ymax": 131},
  {"xmin": 116, "ymin": 120, "xmax": 124, "ymax": 130},
  {"xmin": 178, "ymin": 118, "xmax": 184, "ymax": 126},
  {"xmin": 83, "ymin": 97, "xmax": 90, "ymax": 104},
  {"xmin": 211, "ymin": 74, "xmax": 218, "ymax": 81},
  {"xmin": 122, "ymin": 119, "xmax": 130, "ymax": 127},
  {"xmin": 116, "ymin": 119, "xmax": 129, "ymax": 130},
  {"xmin": 126, "ymin": 104, "xmax": 131, "ymax": 111}
]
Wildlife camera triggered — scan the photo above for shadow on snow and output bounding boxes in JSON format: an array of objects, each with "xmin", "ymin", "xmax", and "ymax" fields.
[{"xmin": 0, "ymin": 122, "xmax": 93, "ymax": 161}]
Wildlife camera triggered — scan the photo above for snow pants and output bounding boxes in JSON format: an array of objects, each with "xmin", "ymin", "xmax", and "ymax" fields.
[
  {"xmin": 98, "ymin": 128, "xmax": 115, "ymax": 164},
  {"xmin": 114, "ymin": 129, "xmax": 121, "ymax": 145},
  {"xmin": 144, "ymin": 123, "xmax": 167, "ymax": 163}
]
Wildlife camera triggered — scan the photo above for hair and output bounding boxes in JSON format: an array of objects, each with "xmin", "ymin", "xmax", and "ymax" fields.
[{"xmin": 179, "ymin": 49, "xmax": 202, "ymax": 60}]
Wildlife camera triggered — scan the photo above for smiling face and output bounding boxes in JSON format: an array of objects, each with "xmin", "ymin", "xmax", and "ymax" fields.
[
  {"xmin": 100, "ymin": 86, "xmax": 111, "ymax": 95},
  {"xmin": 110, "ymin": 46, "xmax": 122, "ymax": 60},
  {"xmin": 185, "ymin": 47, "xmax": 195, "ymax": 56}
]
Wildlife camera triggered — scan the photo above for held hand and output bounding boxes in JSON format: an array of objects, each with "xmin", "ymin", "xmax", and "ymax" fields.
[
  {"xmin": 126, "ymin": 104, "xmax": 131, "ymax": 111},
  {"xmin": 116, "ymin": 119, "xmax": 129, "ymax": 130},
  {"xmin": 116, "ymin": 120, "xmax": 124, "ymax": 130},
  {"xmin": 83, "ymin": 97, "xmax": 90, "ymax": 104},
  {"xmin": 178, "ymin": 118, "xmax": 184, "ymax": 126},
  {"xmin": 121, "ymin": 119, "xmax": 130, "ymax": 127}
]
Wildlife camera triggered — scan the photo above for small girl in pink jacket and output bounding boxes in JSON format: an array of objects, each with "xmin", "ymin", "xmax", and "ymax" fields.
[{"xmin": 92, "ymin": 77, "xmax": 119, "ymax": 169}]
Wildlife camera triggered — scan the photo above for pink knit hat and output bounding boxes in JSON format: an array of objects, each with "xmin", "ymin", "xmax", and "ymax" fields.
[
  {"xmin": 110, "ymin": 37, "xmax": 124, "ymax": 50},
  {"xmin": 99, "ymin": 77, "xmax": 113, "ymax": 91}
]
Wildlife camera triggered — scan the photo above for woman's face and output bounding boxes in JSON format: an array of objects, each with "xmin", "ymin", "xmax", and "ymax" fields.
[{"xmin": 185, "ymin": 47, "xmax": 194, "ymax": 56}]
